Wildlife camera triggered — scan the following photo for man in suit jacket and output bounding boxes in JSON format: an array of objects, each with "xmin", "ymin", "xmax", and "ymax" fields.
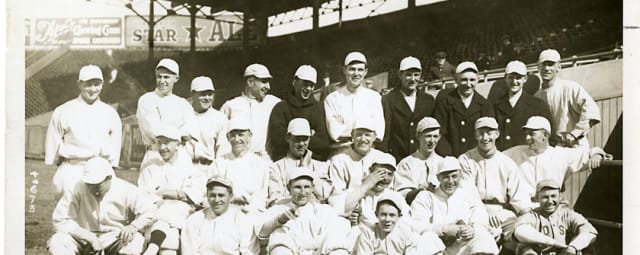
[
  {"xmin": 490, "ymin": 61, "xmax": 552, "ymax": 151},
  {"xmin": 382, "ymin": 56, "xmax": 436, "ymax": 161},
  {"xmin": 434, "ymin": 62, "xmax": 492, "ymax": 157}
]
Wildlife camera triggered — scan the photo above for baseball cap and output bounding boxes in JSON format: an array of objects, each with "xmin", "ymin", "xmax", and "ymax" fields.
[
  {"xmin": 191, "ymin": 76, "xmax": 215, "ymax": 92},
  {"xmin": 207, "ymin": 175, "xmax": 233, "ymax": 189},
  {"xmin": 475, "ymin": 117, "xmax": 499, "ymax": 130},
  {"xmin": 538, "ymin": 49, "xmax": 561, "ymax": 63},
  {"xmin": 156, "ymin": 58, "xmax": 179, "ymax": 74},
  {"xmin": 437, "ymin": 156, "xmax": 461, "ymax": 175},
  {"xmin": 536, "ymin": 179, "xmax": 561, "ymax": 192},
  {"xmin": 505, "ymin": 61, "xmax": 527, "ymax": 75},
  {"xmin": 353, "ymin": 117, "xmax": 376, "ymax": 132},
  {"xmin": 155, "ymin": 126, "xmax": 181, "ymax": 141},
  {"xmin": 82, "ymin": 157, "xmax": 115, "ymax": 184},
  {"xmin": 78, "ymin": 65, "xmax": 104, "ymax": 81},
  {"xmin": 287, "ymin": 118, "xmax": 312, "ymax": 136},
  {"xmin": 399, "ymin": 56, "xmax": 422, "ymax": 71},
  {"xmin": 227, "ymin": 118, "xmax": 251, "ymax": 132},
  {"xmin": 522, "ymin": 116, "xmax": 551, "ymax": 133},
  {"xmin": 455, "ymin": 61, "xmax": 478, "ymax": 74},
  {"xmin": 435, "ymin": 51, "xmax": 447, "ymax": 58},
  {"xmin": 244, "ymin": 63, "xmax": 273, "ymax": 79},
  {"xmin": 371, "ymin": 153, "xmax": 397, "ymax": 171},
  {"xmin": 344, "ymin": 51, "xmax": 367, "ymax": 66},
  {"xmin": 294, "ymin": 65, "xmax": 317, "ymax": 84},
  {"xmin": 288, "ymin": 167, "xmax": 316, "ymax": 183},
  {"xmin": 416, "ymin": 117, "xmax": 441, "ymax": 133},
  {"xmin": 376, "ymin": 192, "xmax": 406, "ymax": 212}
]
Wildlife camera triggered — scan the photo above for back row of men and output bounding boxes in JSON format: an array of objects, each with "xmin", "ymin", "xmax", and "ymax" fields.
[{"xmin": 44, "ymin": 48, "xmax": 608, "ymax": 255}]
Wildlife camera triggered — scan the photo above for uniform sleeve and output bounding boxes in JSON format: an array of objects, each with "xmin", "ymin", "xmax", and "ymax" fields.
[
  {"xmin": 246, "ymin": 160, "xmax": 270, "ymax": 212},
  {"xmin": 505, "ymin": 159, "xmax": 533, "ymax": 214},
  {"xmin": 328, "ymin": 157, "xmax": 350, "ymax": 192},
  {"xmin": 180, "ymin": 101, "xmax": 199, "ymax": 139},
  {"xmin": 136, "ymin": 166, "xmax": 156, "ymax": 195},
  {"xmin": 514, "ymin": 211, "xmax": 538, "ymax": 230},
  {"xmin": 268, "ymin": 163, "xmax": 288, "ymax": 206},
  {"xmin": 238, "ymin": 213, "xmax": 261, "ymax": 255},
  {"xmin": 559, "ymin": 146, "xmax": 592, "ymax": 173},
  {"xmin": 468, "ymin": 188, "xmax": 490, "ymax": 228},
  {"xmin": 409, "ymin": 191, "xmax": 437, "ymax": 234},
  {"xmin": 566, "ymin": 210, "xmax": 598, "ymax": 250},
  {"xmin": 180, "ymin": 214, "xmax": 201, "ymax": 255},
  {"xmin": 266, "ymin": 103, "xmax": 289, "ymax": 161},
  {"xmin": 352, "ymin": 226, "xmax": 374, "ymax": 255},
  {"xmin": 394, "ymin": 158, "xmax": 419, "ymax": 192},
  {"xmin": 220, "ymin": 101, "xmax": 232, "ymax": 119},
  {"xmin": 569, "ymin": 83, "xmax": 601, "ymax": 138},
  {"xmin": 324, "ymin": 94, "xmax": 346, "ymax": 142},
  {"xmin": 182, "ymin": 167, "xmax": 208, "ymax": 206},
  {"xmin": 52, "ymin": 184, "xmax": 81, "ymax": 233},
  {"xmin": 128, "ymin": 188, "xmax": 158, "ymax": 231},
  {"xmin": 380, "ymin": 95, "xmax": 392, "ymax": 152},
  {"xmin": 371, "ymin": 94, "xmax": 386, "ymax": 141},
  {"xmin": 136, "ymin": 94, "xmax": 160, "ymax": 144},
  {"xmin": 44, "ymin": 108, "xmax": 64, "ymax": 165},
  {"xmin": 457, "ymin": 153, "xmax": 477, "ymax": 183},
  {"xmin": 106, "ymin": 109, "xmax": 123, "ymax": 167}
]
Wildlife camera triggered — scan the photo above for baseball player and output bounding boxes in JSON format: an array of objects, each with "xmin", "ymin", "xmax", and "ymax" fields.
[
  {"xmin": 220, "ymin": 63, "xmax": 281, "ymax": 158},
  {"xmin": 137, "ymin": 127, "xmax": 206, "ymax": 255},
  {"xmin": 266, "ymin": 65, "xmax": 331, "ymax": 161},
  {"xmin": 410, "ymin": 156, "xmax": 499, "ymax": 255},
  {"xmin": 185, "ymin": 76, "xmax": 230, "ymax": 174},
  {"xmin": 513, "ymin": 179, "xmax": 598, "ymax": 255},
  {"xmin": 382, "ymin": 56, "xmax": 436, "ymax": 162},
  {"xmin": 324, "ymin": 51, "xmax": 385, "ymax": 152},
  {"xmin": 45, "ymin": 64, "xmax": 122, "ymax": 199},
  {"xmin": 503, "ymin": 116, "xmax": 609, "ymax": 201},
  {"xmin": 457, "ymin": 117, "xmax": 533, "ymax": 241},
  {"xmin": 180, "ymin": 176, "xmax": 260, "ymax": 255},
  {"xmin": 434, "ymin": 61, "xmax": 493, "ymax": 157},
  {"xmin": 352, "ymin": 195, "xmax": 424, "ymax": 255},
  {"xmin": 394, "ymin": 117, "xmax": 444, "ymax": 199},
  {"xmin": 534, "ymin": 49, "xmax": 601, "ymax": 148},
  {"xmin": 257, "ymin": 167, "xmax": 352, "ymax": 255},
  {"xmin": 210, "ymin": 118, "xmax": 271, "ymax": 214},
  {"xmin": 136, "ymin": 58, "xmax": 198, "ymax": 160},
  {"xmin": 48, "ymin": 157, "xmax": 156, "ymax": 255},
  {"xmin": 268, "ymin": 118, "xmax": 333, "ymax": 207},
  {"xmin": 490, "ymin": 60, "xmax": 552, "ymax": 151},
  {"xmin": 327, "ymin": 117, "xmax": 390, "ymax": 192}
]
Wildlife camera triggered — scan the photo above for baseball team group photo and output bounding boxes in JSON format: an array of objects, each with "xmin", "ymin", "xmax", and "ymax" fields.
[{"xmin": 20, "ymin": 0, "xmax": 623, "ymax": 254}]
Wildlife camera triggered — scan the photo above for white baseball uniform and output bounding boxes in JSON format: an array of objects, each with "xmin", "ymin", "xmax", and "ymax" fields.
[
  {"xmin": 324, "ymin": 86, "xmax": 385, "ymax": 141},
  {"xmin": 328, "ymin": 148, "xmax": 390, "ymax": 192},
  {"xmin": 268, "ymin": 152, "xmax": 332, "ymax": 205},
  {"xmin": 136, "ymin": 90, "xmax": 197, "ymax": 147},
  {"xmin": 185, "ymin": 107, "xmax": 230, "ymax": 173},
  {"xmin": 394, "ymin": 151, "xmax": 443, "ymax": 193},
  {"xmin": 211, "ymin": 151, "xmax": 271, "ymax": 213}
]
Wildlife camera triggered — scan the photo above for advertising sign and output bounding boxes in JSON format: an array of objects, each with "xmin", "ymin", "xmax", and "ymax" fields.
[{"xmin": 29, "ymin": 18, "xmax": 123, "ymax": 48}]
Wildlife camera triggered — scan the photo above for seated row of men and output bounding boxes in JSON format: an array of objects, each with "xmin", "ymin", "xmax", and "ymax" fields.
[{"xmin": 48, "ymin": 113, "xmax": 605, "ymax": 255}]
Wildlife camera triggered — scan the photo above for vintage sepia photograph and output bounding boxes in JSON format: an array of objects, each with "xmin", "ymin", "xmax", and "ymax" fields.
[{"xmin": 6, "ymin": 0, "xmax": 637, "ymax": 254}]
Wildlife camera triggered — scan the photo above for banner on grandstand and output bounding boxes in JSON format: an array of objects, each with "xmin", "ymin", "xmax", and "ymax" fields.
[
  {"xmin": 27, "ymin": 18, "xmax": 123, "ymax": 48},
  {"xmin": 125, "ymin": 15, "xmax": 256, "ymax": 49}
]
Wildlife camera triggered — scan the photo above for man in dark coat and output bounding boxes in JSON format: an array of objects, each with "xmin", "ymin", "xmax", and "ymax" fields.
[
  {"xmin": 382, "ymin": 56, "xmax": 436, "ymax": 161},
  {"xmin": 425, "ymin": 51, "xmax": 456, "ymax": 82},
  {"xmin": 490, "ymin": 60, "xmax": 552, "ymax": 151},
  {"xmin": 434, "ymin": 61, "xmax": 492, "ymax": 156},
  {"xmin": 267, "ymin": 65, "xmax": 331, "ymax": 161}
]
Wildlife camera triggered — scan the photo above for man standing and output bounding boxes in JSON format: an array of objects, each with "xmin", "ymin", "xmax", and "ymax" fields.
[
  {"xmin": 324, "ymin": 51, "xmax": 385, "ymax": 151},
  {"xmin": 136, "ymin": 58, "xmax": 197, "ymax": 159},
  {"xmin": 426, "ymin": 51, "xmax": 456, "ymax": 82},
  {"xmin": 45, "ymin": 64, "xmax": 122, "ymax": 199},
  {"xmin": 458, "ymin": 117, "xmax": 532, "ymax": 240},
  {"xmin": 513, "ymin": 179, "xmax": 598, "ymax": 255},
  {"xmin": 186, "ymin": 76, "xmax": 229, "ymax": 174},
  {"xmin": 382, "ymin": 56, "xmax": 436, "ymax": 161},
  {"xmin": 410, "ymin": 157, "xmax": 499, "ymax": 255},
  {"xmin": 534, "ymin": 49, "xmax": 601, "ymax": 148},
  {"xmin": 268, "ymin": 118, "xmax": 333, "ymax": 206},
  {"xmin": 394, "ymin": 117, "xmax": 443, "ymax": 198},
  {"xmin": 221, "ymin": 63, "xmax": 281, "ymax": 158},
  {"xmin": 491, "ymin": 61, "xmax": 551, "ymax": 151},
  {"xmin": 48, "ymin": 157, "xmax": 156, "ymax": 255},
  {"xmin": 267, "ymin": 65, "xmax": 331, "ymax": 161},
  {"xmin": 434, "ymin": 61, "xmax": 492, "ymax": 156},
  {"xmin": 181, "ymin": 176, "xmax": 260, "ymax": 255}
]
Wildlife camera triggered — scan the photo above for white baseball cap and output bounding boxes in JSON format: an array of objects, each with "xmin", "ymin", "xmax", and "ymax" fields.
[
  {"xmin": 522, "ymin": 116, "xmax": 551, "ymax": 133},
  {"xmin": 156, "ymin": 58, "xmax": 180, "ymax": 74},
  {"xmin": 538, "ymin": 49, "xmax": 561, "ymax": 63},
  {"xmin": 344, "ymin": 51, "xmax": 367, "ymax": 66},
  {"xmin": 294, "ymin": 65, "xmax": 317, "ymax": 84},
  {"xmin": 353, "ymin": 117, "xmax": 376, "ymax": 132},
  {"xmin": 437, "ymin": 156, "xmax": 462, "ymax": 175},
  {"xmin": 416, "ymin": 117, "xmax": 441, "ymax": 133},
  {"xmin": 536, "ymin": 179, "xmax": 561, "ymax": 192},
  {"xmin": 287, "ymin": 118, "xmax": 313, "ymax": 136},
  {"xmin": 376, "ymin": 192, "xmax": 407, "ymax": 212},
  {"xmin": 156, "ymin": 126, "xmax": 181, "ymax": 141},
  {"xmin": 455, "ymin": 61, "xmax": 479, "ymax": 74},
  {"xmin": 505, "ymin": 61, "xmax": 527, "ymax": 75},
  {"xmin": 207, "ymin": 175, "xmax": 233, "ymax": 189},
  {"xmin": 78, "ymin": 65, "xmax": 104, "ymax": 81},
  {"xmin": 371, "ymin": 153, "xmax": 397, "ymax": 171},
  {"xmin": 190, "ymin": 76, "xmax": 215, "ymax": 92},
  {"xmin": 227, "ymin": 118, "xmax": 251, "ymax": 132},
  {"xmin": 244, "ymin": 63, "xmax": 272, "ymax": 79},
  {"xmin": 399, "ymin": 56, "xmax": 422, "ymax": 71},
  {"xmin": 82, "ymin": 157, "xmax": 115, "ymax": 184},
  {"xmin": 475, "ymin": 117, "xmax": 499, "ymax": 130},
  {"xmin": 288, "ymin": 167, "xmax": 317, "ymax": 183}
]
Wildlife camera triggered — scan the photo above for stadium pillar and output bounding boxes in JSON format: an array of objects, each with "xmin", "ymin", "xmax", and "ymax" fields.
[
  {"xmin": 148, "ymin": 0, "xmax": 155, "ymax": 66},
  {"xmin": 312, "ymin": 0, "xmax": 320, "ymax": 62},
  {"xmin": 189, "ymin": 4, "xmax": 197, "ymax": 54},
  {"xmin": 408, "ymin": 0, "xmax": 416, "ymax": 8}
]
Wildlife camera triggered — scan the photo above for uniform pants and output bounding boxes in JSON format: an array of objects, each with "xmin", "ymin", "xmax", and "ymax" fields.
[
  {"xmin": 268, "ymin": 217, "xmax": 351, "ymax": 255},
  {"xmin": 48, "ymin": 231, "xmax": 144, "ymax": 255},
  {"xmin": 52, "ymin": 161, "xmax": 87, "ymax": 199},
  {"xmin": 443, "ymin": 227, "xmax": 499, "ymax": 255}
]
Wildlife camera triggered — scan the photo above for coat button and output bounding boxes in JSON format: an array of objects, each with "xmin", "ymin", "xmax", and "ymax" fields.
[
  {"xmin": 410, "ymin": 139, "xmax": 415, "ymax": 144},
  {"xmin": 505, "ymin": 135, "xmax": 511, "ymax": 140},
  {"xmin": 506, "ymin": 118, "xmax": 511, "ymax": 124},
  {"xmin": 461, "ymin": 121, "xmax": 465, "ymax": 126},
  {"xmin": 461, "ymin": 138, "xmax": 466, "ymax": 143}
]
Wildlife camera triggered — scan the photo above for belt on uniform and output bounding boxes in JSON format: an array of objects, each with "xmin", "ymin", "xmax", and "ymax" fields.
[
  {"xmin": 193, "ymin": 158, "xmax": 213, "ymax": 165},
  {"xmin": 60, "ymin": 157, "xmax": 91, "ymax": 164}
]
